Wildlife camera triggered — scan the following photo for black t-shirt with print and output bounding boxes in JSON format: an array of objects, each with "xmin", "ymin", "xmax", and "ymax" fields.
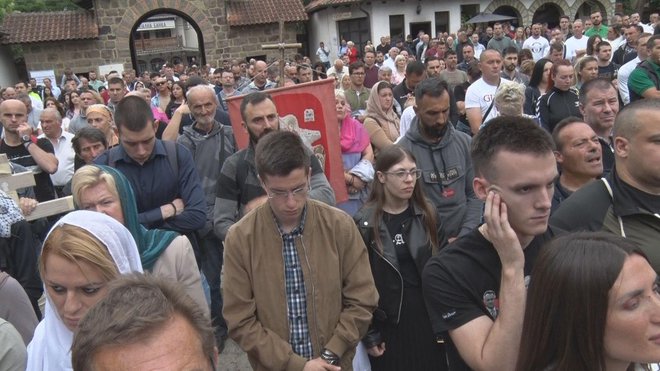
[
  {"xmin": 1, "ymin": 138, "xmax": 56, "ymax": 202},
  {"xmin": 422, "ymin": 226, "xmax": 561, "ymax": 371}
]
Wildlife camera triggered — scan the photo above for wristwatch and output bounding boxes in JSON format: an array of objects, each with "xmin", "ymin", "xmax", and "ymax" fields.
[
  {"xmin": 320, "ymin": 349, "xmax": 340, "ymax": 366},
  {"xmin": 21, "ymin": 135, "xmax": 32, "ymax": 148}
]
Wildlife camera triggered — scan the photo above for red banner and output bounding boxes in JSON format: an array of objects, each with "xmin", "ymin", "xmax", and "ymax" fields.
[{"xmin": 226, "ymin": 79, "xmax": 348, "ymax": 203}]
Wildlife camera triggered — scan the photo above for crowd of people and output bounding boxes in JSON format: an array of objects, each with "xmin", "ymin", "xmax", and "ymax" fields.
[{"xmin": 1, "ymin": 8, "xmax": 660, "ymax": 371}]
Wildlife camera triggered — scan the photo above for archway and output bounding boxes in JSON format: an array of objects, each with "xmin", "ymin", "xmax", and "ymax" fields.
[
  {"xmin": 575, "ymin": 1, "xmax": 608, "ymax": 23},
  {"xmin": 130, "ymin": 10, "xmax": 205, "ymax": 74},
  {"xmin": 494, "ymin": 6, "xmax": 522, "ymax": 27},
  {"xmin": 532, "ymin": 3, "xmax": 563, "ymax": 28}
]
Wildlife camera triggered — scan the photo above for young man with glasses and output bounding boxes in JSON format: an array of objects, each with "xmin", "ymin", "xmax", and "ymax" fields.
[
  {"xmin": 223, "ymin": 130, "xmax": 378, "ymax": 371},
  {"xmin": 213, "ymin": 92, "xmax": 335, "ymax": 242},
  {"xmin": 399, "ymin": 78, "xmax": 482, "ymax": 244}
]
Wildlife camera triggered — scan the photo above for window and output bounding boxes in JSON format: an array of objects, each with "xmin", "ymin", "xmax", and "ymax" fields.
[
  {"xmin": 154, "ymin": 29, "xmax": 172, "ymax": 38},
  {"xmin": 435, "ymin": 12, "xmax": 449, "ymax": 35},
  {"xmin": 461, "ymin": 4, "xmax": 480, "ymax": 25},
  {"xmin": 389, "ymin": 15, "xmax": 404, "ymax": 41},
  {"xmin": 337, "ymin": 17, "xmax": 370, "ymax": 54}
]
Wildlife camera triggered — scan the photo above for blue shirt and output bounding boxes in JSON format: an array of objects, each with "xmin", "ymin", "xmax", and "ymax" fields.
[
  {"xmin": 95, "ymin": 140, "xmax": 206, "ymax": 233},
  {"xmin": 276, "ymin": 207, "xmax": 313, "ymax": 359}
]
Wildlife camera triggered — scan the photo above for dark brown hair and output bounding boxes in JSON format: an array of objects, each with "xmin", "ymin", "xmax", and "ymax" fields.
[
  {"xmin": 516, "ymin": 232, "xmax": 646, "ymax": 371},
  {"xmin": 366, "ymin": 145, "xmax": 439, "ymax": 252}
]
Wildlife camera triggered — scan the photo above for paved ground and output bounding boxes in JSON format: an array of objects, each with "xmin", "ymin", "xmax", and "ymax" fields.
[{"xmin": 217, "ymin": 338, "xmax": 251, "ymax": 370}]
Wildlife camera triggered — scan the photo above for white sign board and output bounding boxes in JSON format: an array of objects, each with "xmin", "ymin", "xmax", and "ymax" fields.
[
  {"xmin": 136, "ymin": 19, "xmax": 176, "ymax": 31},
  {"xmin": 29, "ymin": 70, "xmax": 56, "ymax": 85},
  {"xmin": 98, "ymin": 64, "xmax": 125, "ymax": 78}
]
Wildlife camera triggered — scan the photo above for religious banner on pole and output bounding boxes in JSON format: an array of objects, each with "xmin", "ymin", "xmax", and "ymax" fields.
[{"xmin": 226, "ymin": 78, "xmax": 348, "ymax": 203}]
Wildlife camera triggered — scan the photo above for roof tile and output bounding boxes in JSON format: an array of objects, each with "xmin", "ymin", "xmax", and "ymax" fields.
[
  {"xmin": 305, "ymin": 0, "xmax": 360, "ymax": 13},
  {"xmin": 226, "ymin": 0, "xmax": 308, "ymax": 26},
  {"xmin": 1, "ymin": 10, "xmax": 98, "ymax": 44}
]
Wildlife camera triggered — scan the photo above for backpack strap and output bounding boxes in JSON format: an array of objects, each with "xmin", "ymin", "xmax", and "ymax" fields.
[{"xmin": 161, "ymin": 140, "xmax": 179, "ymax": 180}]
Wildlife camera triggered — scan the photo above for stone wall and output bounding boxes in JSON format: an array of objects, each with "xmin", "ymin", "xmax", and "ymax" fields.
[
  {"xmin": 20, "ymin": 0, "xmax": 301, "ymax": 76},
  {"xmin": 483, "ymin": 0, "xmax": 616, "ymax": 25}
]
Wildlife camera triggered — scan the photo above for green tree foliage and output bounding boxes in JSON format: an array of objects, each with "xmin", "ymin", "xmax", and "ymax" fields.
[{"xmin": 14, "ymin": 0, "xmax": 77, "ymax": 12}]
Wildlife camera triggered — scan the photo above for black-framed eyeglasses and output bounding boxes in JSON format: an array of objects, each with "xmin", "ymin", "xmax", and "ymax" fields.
[{"xmin": 384, "ymin": 169, "xmax": 422, "ymax": 180}]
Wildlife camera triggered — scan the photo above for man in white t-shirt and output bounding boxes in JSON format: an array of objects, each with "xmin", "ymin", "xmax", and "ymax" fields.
[
  {"xmin": 522, "ymin": 23, "xmax": 550, "ymax": 61},
  {"xmin": 564, "ymin": 19, "xmax": 589, "ymax": 62},
  {"xmin": 465, "ymin": 50, "xmax": 511, "ymax": 134},
  {"xmin": 618, "ymin": 33, "xmax": 650, "ymax": 105}
]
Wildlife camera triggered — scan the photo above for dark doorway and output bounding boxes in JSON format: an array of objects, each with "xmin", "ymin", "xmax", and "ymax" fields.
[
  {"xmin": 409, "ymin": 21, "xmax": 432, "ymax": 39},
  {"xmin": 494, "ymin": 6, "xmax": 522, "ymax": 27},
  {"xmin": 130, "ymin": 10, "xmax": 205, "ymax": 74},
  {"xmin": 533, "ymin": 3, "xmax": 563, "ymax": 29}
]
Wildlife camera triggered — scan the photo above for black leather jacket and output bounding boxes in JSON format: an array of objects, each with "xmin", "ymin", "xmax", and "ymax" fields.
[{"xmin": 354, "ymin": 203, "xmax": 444, "ymax": 348}]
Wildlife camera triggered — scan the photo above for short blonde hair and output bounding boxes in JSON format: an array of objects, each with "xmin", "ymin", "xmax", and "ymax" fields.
[
  {"xmin": 494, "ymin": 82, "xmax": 526, "ymax": 117},
  {"xmin": 71, "ymin": 165, "xmax": 120, "ymax": 209}
]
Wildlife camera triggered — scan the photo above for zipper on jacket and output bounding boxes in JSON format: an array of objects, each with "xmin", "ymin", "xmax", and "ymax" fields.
[{"xmin": 372, "ymin": 245, "xmax": 404, "ymax": 324}]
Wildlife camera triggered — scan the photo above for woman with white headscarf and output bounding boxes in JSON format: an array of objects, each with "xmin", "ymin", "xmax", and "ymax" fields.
[
  {"xmin": 364, "ymin": 81, "xmax": 400, "ymax": 159},
  {"xmin": 26, "ymin": 210, "xmax": 143, "ymax": 371}
]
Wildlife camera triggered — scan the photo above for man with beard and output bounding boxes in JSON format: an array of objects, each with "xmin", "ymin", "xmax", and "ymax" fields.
[
  {"xmin": 176, "ymin": 85, "xmax": 236, "ymax": 352},
  {"xmin": 500, "ymin": 47, "xmax": 529, "ymax": 85},
  {"xmin": 398, "ymin": 78, "xmax": 482, "ymax": 244},
  {"xmin": 585, "ymin": 11, "xmax": 608, "ymax": 38},
  {"xmin": 213, "ymin": 92, "xmax": 335, "ymax": 241}
]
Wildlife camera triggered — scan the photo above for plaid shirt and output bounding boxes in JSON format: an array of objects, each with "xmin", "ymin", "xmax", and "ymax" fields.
[{"xmin": 276, "ymin": 207, "xmax": 313, "ymax": 359}]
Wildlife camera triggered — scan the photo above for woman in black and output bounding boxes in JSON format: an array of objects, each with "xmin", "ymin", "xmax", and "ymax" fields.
[
  {"xmin": 524, "ymin": 58, "xmax": 553, "ymax": 116},
  {"xmin": 537, "ymin": 59, "xmax": 581, "ymax": 132},
  {"xmin": 354, "ymin": 145, "xmax": 447, "ymax": 371}
]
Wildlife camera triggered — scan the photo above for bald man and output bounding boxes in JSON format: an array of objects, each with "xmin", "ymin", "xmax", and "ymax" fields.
[
  {"xmin": 0, "ymin": 100, "xmax": 58, "ymax": 201},
  {"xmin": 240, "ymin": 60, "xmax": 277, "ymax": 93}
]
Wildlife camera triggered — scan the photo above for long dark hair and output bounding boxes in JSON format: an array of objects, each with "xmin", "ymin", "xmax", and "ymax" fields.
[
  {"xmin": 586, "ymin": 35, "xmax": 602, "ymax": 56},
  {"xmin": 366, "ymin": 145, "xmax": 439, "ymax": 253},
  {"xmin": 516, "ymin": 232, "xmax": 647, "ymax": 371},
  {"xmin": 528, "ymin": 58, "xmax": 552, "ymax": 89}
]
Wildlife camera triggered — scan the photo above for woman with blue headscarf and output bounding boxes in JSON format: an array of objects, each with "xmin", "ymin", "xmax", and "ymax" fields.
[{"xmin": 70, "ymin": 165, "xmax": 208, "ymax": 315}]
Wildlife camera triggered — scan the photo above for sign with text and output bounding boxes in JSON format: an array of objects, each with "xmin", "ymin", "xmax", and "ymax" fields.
[{"xmin": 137, "ymin": 19, "xmax": 176, "ymax": 31}]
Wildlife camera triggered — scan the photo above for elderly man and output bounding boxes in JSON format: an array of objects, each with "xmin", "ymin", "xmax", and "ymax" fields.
[
  {"xmin": 38, "ymin": 108, "xmax": 75, "ymax": 197},
  {"xmin": 177, "ymin": 85, "xmax": 236, "ymax": 351},
  {"xmin": 326, "ymin": 58, "xmax": 350, "ymax": 81}
]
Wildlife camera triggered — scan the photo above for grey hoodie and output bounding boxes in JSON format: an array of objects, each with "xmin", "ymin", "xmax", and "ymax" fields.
[
  {"xmin": 178, "ymin": 121, "xmax": 236, "ymax": 236},
  {"xmin": 398, "ymin": 118, "xmax": 483, "ymax": 238}
]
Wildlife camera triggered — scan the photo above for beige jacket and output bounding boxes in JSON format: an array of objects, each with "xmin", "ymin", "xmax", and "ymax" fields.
[
  {"xmin": 152, "ymin": 235, "xmax": 209, "ymax": 318},
  {"xmin": 223, "ymin": 200, "xmax": 378, "ymax": 371}
]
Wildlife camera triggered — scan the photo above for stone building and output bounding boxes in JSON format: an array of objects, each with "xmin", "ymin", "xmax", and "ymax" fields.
[{"xmin": 0, "ymin": 0, "xmax": 308, "ymax": 78}]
